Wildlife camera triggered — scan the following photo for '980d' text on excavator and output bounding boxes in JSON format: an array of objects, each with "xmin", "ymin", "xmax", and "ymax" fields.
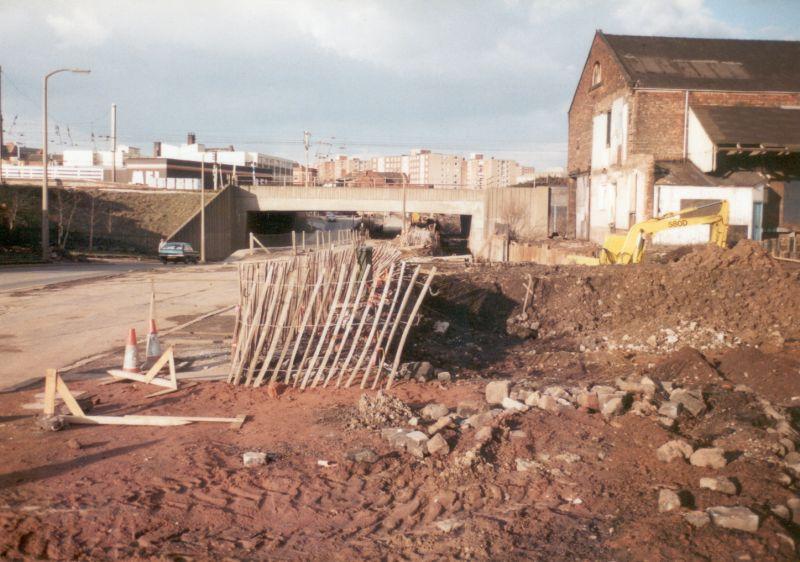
[{"xmin": 569, "ymin": 200, "xmax": 729, "ymax": 266}]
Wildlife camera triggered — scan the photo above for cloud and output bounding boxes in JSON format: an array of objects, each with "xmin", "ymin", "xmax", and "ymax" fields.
[
  {"xmin": 46, "ymin": 5, "xmax": 110, "ymax": 48},
  {"xmin": 611, "ymin": 0, "xmax": 739, "ymax": 36}
]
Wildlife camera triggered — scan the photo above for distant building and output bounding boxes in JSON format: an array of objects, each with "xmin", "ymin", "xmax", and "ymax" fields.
[
  {"xmin": 63, "ymin": 145, "xmax": 141, "ymax": 169},
  {"xmin": 465, "ymin": 153, "xmax": 520, "ymax": 189},
  {"xmin": 407, "ymin": 149, "xmax": 463, "ymax": 188},
  {"xmin": 568, "ymin": 31, "xmax": 800, "ymax": 243},
  {"xmin": 155, "ymin": 133, "xmax": 294, "ymax": 185},
  {"xmin": 292, "ymin": 163, "xmax": 318, "ymax": 186}
]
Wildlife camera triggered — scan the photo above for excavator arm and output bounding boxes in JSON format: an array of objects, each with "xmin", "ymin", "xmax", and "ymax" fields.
[{"xmin": 570, "ymin": 200, "xmax": 729, "ymax": 265}]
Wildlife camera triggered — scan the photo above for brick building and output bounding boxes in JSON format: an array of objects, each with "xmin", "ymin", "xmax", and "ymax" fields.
[{"xmin": 567, "ymin": 31, "xmax": 800, "ymax": 244}]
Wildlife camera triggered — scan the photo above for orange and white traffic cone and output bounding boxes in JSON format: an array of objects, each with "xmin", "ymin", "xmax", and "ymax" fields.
[
  {"xmin": 145, "ymin": 319, "xmax": 162, "ymax": 363},
  {"xmin": 122, "ymin": 328, "xmax": 141, "ymax": 373}
]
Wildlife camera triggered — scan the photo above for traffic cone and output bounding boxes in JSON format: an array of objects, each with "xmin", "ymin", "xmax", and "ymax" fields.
[
  {"xmin": 122, "ymin": 328, "xmax": 141, "ymax": 373},
  {"xmin": 145, "ymin": 319, "xmax": 162, "ymax": 362}
]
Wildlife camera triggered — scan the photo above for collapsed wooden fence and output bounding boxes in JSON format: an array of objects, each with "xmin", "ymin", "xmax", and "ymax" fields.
[{"xmin": 229, "ymin": 244, "xmax": 436, "ymax": 390}]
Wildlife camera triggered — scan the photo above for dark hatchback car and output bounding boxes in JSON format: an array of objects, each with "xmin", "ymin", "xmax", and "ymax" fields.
[{"xmin": 159, "ymin": 242, "xmax": 199, "ymax": 264}]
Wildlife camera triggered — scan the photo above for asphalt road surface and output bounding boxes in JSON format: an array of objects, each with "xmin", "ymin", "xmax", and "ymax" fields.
[{"xmin": 0, "ymin": 261, "xmax": 162, "ymax": 292}]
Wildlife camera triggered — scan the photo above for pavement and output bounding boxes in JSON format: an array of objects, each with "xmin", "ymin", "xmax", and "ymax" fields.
[
  {"xmin": 0, "ymin": 261, "xmax": 162, "ymax": 292},
  {"xmin": 0, "ymin": 261, "xmax": 239, "ymax": 391}
]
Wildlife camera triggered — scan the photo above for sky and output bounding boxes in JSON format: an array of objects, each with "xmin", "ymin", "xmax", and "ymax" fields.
[{"xmin": 1, "ymin": 0, "xmax": 799, "ymax": 170}]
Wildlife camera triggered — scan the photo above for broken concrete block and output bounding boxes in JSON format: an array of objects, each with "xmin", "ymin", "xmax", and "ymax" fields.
[
  {"xmin": 414, "ymin": 362, "xmax": 435, "ymax": 382},
  {"xmin": 543, "ymin": 386, "xmax": 569, "ymax": 400},
  {"xmin": 524, "ymin": 391, "xmax": 541, "ymax": 408},
  {"xmin": 670, "ymin": 388, "xmax": 706, "ymax": 417},
  {"xmin": 699, "ymin": 477, "xmax": 737, "ymax": 495},
  {"xmin": 615, "ymin": 377, "xmax": 643, "ymax": 393},
  {"xmin": 403, "ymin": 430, "xmax": 430, "ymax": 458},
  {"xmin": 501, "ymin": 396, "xmax": 528, "ymax": 412},
  {"xmin": 436, "ymin": 371, "xmax": 452, "ymax": 383},
  {"xmin": 515, "ymin": 458, "xmax": 542, "ymax": 472},
  {"xmin": 639, "ymin": 376, "xmax": 657, "ymax": 397},
  {"xmin": 576, "ymin": 391, "xmax": 600, "ymax": 411},
  {"xmin": 707, "ymin": 506, "xmax": 759, "ymax": 533},
  {"xmin": 456, "ymin": 400, "xmax": 482, "ymax": 417},
  {"xmin": 787, "ymin": 497, "xmax": 800, "ymax": 522},
  {"xmin": 657, "ymin": 416, "xmax": 676, "ymax": 429},
  {"xmin": 629, "ymin": 400, "xmax": 656, "ymax": 416},
  {"xmin": 485, "ymin": 380, "xmax": 511, "ymax": 405},
  {"xmin": 658, "ymin": 401, "xmax": 681, "ymax": 419},
  {"xmin": 421, "ymin": 402, "xmax": 450, "ymax": 420},
  {"xmin": 509, "ymin": 430, "xmax": 527, "ymax": 440},
  {"xmin": 658, "ymin": 489, "xmax": 681, "ymax": 512},
  {"xmin": 689, "ymin": 447, "xmax": 727, "ymax": 469},
  {"xmin": 465, "ymin": 410, "xmax": 497, "ymax": 429},
  {"xmin": 475, "ymin": 426, "xmax": 493, "ymax": 443},
  {"xmin": 536, "ymin": 394, "xmax": 561, "ymax": 413},
  {"xmin": 657, "ymin": 439, "xmax": 694, "ymax": 463},
  {"xmin": 427, "ymin": 433, "xmax": 449, "ymax": 456},
  {"xmin": 427, "ymin": 414, "xmax": 454, "ymax": 435},
  {"xmin": 382, "ymin": 427, "xmax": 407, "ymax": 449},
  {"xmin": 243, "ymin": 452, "xmax": 267, "ymax": 467},
  {"xmin": 433, "ymin": 321, "xmax": 450, "ymax": 335},
  {"xmin": 684, "ymin": 511, "xmax": 710, "ymax": 528},
  {"xmin": 771, "ymin": 504, "xmax": 791, "ymax": 521},
  {"xmin": 347, "ymin": 448, "xmax": 379, "ymax": 464},
  {"xmin": 601, "ymin": 396, "xmax": 624, "ymax": 418}
]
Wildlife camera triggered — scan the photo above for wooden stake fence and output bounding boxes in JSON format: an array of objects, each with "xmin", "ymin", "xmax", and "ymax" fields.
[{"xmin": 228, "ymin": 244, "xmax": 434, "ymax": 390}]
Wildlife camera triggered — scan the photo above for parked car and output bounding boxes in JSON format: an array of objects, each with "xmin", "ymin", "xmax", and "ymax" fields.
[
  {"xmin": 159, "ymin": 242, "xmax": 199, "ymax": 264},
  {"xmin": 325, "ymin": 212, "xmax": 337, "ymax": 222}
]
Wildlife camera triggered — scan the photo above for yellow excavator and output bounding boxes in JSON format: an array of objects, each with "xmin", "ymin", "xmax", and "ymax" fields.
[{"xmin": 569, "ymin": 200, "xmax": 729, "ymax": 265}]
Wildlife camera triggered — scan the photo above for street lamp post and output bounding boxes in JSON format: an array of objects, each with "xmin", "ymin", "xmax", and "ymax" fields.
[{"xmin": 42, "ymin": 68, "xmax": 90, "ymax": 261}]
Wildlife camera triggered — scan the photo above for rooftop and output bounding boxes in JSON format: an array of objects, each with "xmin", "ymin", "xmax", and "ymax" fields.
[{"xmin": 602, "ymin": 32, "xmax": 800, "ymax": 92}]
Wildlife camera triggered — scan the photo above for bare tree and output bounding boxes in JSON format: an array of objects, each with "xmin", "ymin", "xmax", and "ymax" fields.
[
  {"xmin": 3, "ymin": 190, "xmax": 21, "ymax": 230},
  {"xmin": 499, "ymin": 199, "xmax": 526, "ymax": 241},
  {"xmin": 54, "ymin": 189, "xmax": 78, "ymax": 249},
  {"xmin": 87, "ymin": 193, "xmax": 105, "ymax": 252}
]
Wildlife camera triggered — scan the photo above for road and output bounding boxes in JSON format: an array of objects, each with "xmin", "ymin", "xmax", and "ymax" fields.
[
  {"xmin": 0, "ymin": 261, "xmax": 162, "ymax": 292},
  {"xmin": 0, "ymin": 262, "xmax": 239, "ymax": 390}
]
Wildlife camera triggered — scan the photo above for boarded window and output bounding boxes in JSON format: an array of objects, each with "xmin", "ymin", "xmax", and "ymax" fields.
[{"xmin": 592, "ymin": 62, "xmax": 602, "ymax": 86}]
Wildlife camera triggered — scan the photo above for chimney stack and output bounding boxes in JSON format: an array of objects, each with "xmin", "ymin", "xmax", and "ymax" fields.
[
  {"xmin": 187, "ymin": 132, "xmax": 196, "ymax": 145},
  {"xmin": 153, "ymin": 141, "xmax": 162, "ymax": 157}
]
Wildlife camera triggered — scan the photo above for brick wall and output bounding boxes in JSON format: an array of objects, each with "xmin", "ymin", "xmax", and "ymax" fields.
[
  {"xmin": 567, "ymin": 33, "xmax": 631, "ymax": 176},
  {"xmin": 630, "ymin": 90, "xmax": 800, "ymax": 162}
]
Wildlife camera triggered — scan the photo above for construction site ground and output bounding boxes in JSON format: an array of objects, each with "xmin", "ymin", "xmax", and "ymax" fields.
[{"xmin": 1, "ymin": 241, "xmax": 800, "ymax": 560}]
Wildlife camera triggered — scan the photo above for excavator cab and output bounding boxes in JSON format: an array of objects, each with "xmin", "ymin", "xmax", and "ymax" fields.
[{"xmin": 569, "ymin": 200, "xmax": 730, "ymax": 266}]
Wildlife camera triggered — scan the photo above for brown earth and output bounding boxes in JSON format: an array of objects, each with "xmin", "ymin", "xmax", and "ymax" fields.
[{"xmin": 1, "ymin": 241, "xmax": 799, "ymax": 560}]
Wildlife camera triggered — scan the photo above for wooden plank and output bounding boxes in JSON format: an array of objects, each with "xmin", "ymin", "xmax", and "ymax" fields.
[
  {"xmin": 43, "ymin": 369, "xmax": 57, "ymax": 416},
  {"xmin": 107, "ymin": 370, "xmax": 177, "ymax": 389},
  {"xmin": 145, "ymin": 381, "xmax": 199, "ymax": 398},
  {"xmin": 352, "ymin": 263, "xmax": 396, "ymax": 388},
  {"xmin": 385, "ymin": 267, "xmax": 437, "ymax": 389},
  {"xmin": 55, "ymin": 376, "xmax": 86, "ymax": 416},
  {"xmin": 63, "ymin": 415, "xmax": 192, "ymax": 426},
  {"xmin": 324, "ymin": 264, "xmax": 371, "ymax": 387}
]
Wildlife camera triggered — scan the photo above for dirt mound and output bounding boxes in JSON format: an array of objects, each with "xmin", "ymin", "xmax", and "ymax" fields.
[
  {"xmin": 676, "ymin": 240, "xmax": 777, "ymax": 270},
  {"xmin": 349, "ymin": 391, "xmax": 414, "ymax": 428},
  {"xmin": 428, "ymin": 244, "xmax": 799, "ymax": 354}
]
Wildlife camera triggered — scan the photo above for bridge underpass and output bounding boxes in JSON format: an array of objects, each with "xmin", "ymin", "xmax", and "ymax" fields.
[{"xmin": 169, "ymin": 184, "xmax": 549, "ymax": 260}]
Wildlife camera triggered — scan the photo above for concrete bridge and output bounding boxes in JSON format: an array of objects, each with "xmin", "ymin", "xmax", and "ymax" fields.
[{"xmin": 170, "ymin": 184, "xmax": 549, "ymax": 260}]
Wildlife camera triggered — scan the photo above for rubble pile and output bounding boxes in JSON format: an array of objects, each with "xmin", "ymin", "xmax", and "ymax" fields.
[{"xmin": 348, "ymin": 390, "xmax": 414, "ymax": 429}]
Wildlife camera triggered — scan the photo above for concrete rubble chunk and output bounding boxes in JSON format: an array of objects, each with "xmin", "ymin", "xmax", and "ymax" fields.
[
  {"xmin": 347, "ymin": 448, "xmax": 379, "ymax": 464},
  {"xmin": 658, "ymin": 401, "xmax": 681, "ymax": 419},
  {"xmin": 403, "ymin": 430, "xmax": 430, "ymax": 458},
  {"xmin": 524, "ymin": 391, "xmax": 541, "ymax": 408},
  {"xmin": 690, "ymin": 447, "xmax": 727, "ymax": 469},
  {"xmin": 699, "ymin": 477, "xmax": 737, "ymax": 495},
  {"xmin": 771, "ymin": 504, "xmax": 791, "ymax": 520},
  {"xmin": 421, "ymin": 402, "xmax": 450, "ymax": 420},
  {"xmin": 658, "ymin": 416, "xmax": 676, "ymax": 429},
  {"xmin": 658, "ymin": 489, "xmax": 681, "ymax": 512},
  {"xmin": 433, "ymin": 321, "xmax": 450, "ymax": 335},
  {"xmin": 639, "ymin": 376, "xmax": 657, "ymax": 397},
  {"xmin": 465, "ymin": 410, "xmax": 498, "ymax": 429},
  {"xmin": 414, "ymin": 361, "xmax": 435, "ymax": 382},
  {"xmin": 436, "ymin": 371, "xmax": 452, "ymax": 383},
  {"xmin": 543, "ymin": 386, "xmax": 570, "ymax": 400},
  {"xmin": 456, "ymin": 400, "xmax": 482, "ymax": 417},
  {"xmin": 475, "ymin": 426, "xmax": 493, "ymax": 443},
  {"xmin": 515, "ymin": 458, "xmax": 543, "ymax": 472},
  {"xmin": 427, "ymin": 433, "xmax": 450, "ymax": 456},
  {"xmin": 501, "ymin": 396, "xmax": 528, "ymax": 412},
  {"xmin": 629, "ymin": 400, "xmax": 656, "ymax": 416},
  {"xmin": 707, "ymin": 506, "xmax": 759, "ymax": 533},
  {"xmin": 576, "ymin": 391, "xmax": 600, "ymax": 411},
  {"xmin": 428, "ymin": 414, "xmax": 454, "ymax": 435},
  {"xmin": 684, "ymin": 511, "xmax": 711, "ymax": 528},
  {"xmin": 670, "ymin": 388, "xmax": 706, "ymax": 417},
  {"xmin": 485, "ymin": 381, "xmax": 511, "ymax": 405},
  {"xmin": 615, "ymin": 377, "xmax": 642, "ymax": 393},
  {"xmin": 243, "ymin": 452, "xmax": 267, "ymax": 467},
  {"xmin": 787, "ymin": 497, "xmax": 800, "ymax": 522},
  {"xmin": 509, "ymin": 430, "xmax": 527, "ymax": 440},
  {"xmin": 601, "ymin": 396, "xmax": 624, "ymax": 418},
  {"xmin": 382, "ymin": 427, "xmax": 407, "ymax": 449},
  {"xmin": 657, "ymin": 439, "xmax": 694, "ymax": 463},
  {"xmin": 535, "ymin": 394, "xmax": 561, "ymax": 413}
]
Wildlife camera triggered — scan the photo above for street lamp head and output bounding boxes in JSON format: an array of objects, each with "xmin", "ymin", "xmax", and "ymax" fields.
[{"xmin": 70, "ymin": 68, "xmax": 91, "ymax": 74}]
